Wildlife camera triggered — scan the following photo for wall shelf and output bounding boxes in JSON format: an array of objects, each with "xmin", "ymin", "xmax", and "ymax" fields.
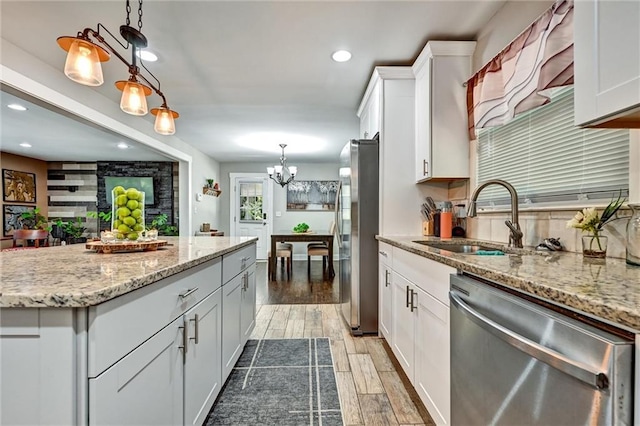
[{"xmin": 203, "ymin": 186, "xmax": 222, "ymax": 197}]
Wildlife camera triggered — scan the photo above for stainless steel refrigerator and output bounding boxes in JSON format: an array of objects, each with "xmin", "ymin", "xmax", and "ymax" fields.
[{"xmin": 336, "ymin": 136, "xmax": 379, "ymax": 335}]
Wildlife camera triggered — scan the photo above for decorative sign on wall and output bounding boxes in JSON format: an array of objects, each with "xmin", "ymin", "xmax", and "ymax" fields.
[
  {"xmin": 2, "ymin": 169, "xmax": 36, "ymax": 203},
  {"xmin": 286, "ymin": 180, "xmax": 339, "ymax": 211},
  {"xmin": 3, "ymin": 204, "xmax": 30, "ymax": 236}
]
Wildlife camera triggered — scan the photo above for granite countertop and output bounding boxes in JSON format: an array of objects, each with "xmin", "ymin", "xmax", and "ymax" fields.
[
  {"xmin": 0, "ymin": 236, "xmax": 258, "ymax": 308},
  {"xmin": 377, "ymin": 236, "xmax": 640, "ymax": 332}
]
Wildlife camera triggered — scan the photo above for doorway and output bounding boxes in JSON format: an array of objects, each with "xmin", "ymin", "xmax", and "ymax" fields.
[{"xmin": 229, "ymin": 173, "xmax": 273, "ymax": 259}]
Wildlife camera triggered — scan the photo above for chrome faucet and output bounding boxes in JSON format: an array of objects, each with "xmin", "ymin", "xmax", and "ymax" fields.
[{"xmin": 467, "ymin": 179, "xmax": 523, "ymax": 248}]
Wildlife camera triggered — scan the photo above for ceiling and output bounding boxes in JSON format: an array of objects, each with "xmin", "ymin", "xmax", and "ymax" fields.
[{"xmin": 0, "ymin": 1, "xmax": 507, "ymax": 163}]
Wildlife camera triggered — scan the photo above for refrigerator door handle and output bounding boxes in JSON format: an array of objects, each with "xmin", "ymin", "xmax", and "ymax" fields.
[{"xmin": 335, "ymin": 181, "xmax": 342, "ymax": 246}]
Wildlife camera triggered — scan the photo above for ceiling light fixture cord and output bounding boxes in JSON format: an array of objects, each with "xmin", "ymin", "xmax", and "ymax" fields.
[
  {"xmin": 57, "ymin": 0, "xmax": 178, "ymax": 135},
  {"xmin": 267, "ymin": 144, "xmax": 298, "ymax": 187}
]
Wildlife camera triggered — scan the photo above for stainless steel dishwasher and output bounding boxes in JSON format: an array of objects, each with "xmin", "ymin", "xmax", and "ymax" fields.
[{"xmin": 450, "ymin": 273, "xmax": 634, "ymax": 425}]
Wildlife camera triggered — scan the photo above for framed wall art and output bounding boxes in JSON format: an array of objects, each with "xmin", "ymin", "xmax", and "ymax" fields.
[
  {"xmin": 3, "ymin": 204, "xmax": 30, "ymax": 237},
  {"xmin": 286, "ymin": 180, "xmax": 339, "ymax": 211},
  {"xmin": 2, "ymin": 169, "xmax": 36, "ymax": 203}
]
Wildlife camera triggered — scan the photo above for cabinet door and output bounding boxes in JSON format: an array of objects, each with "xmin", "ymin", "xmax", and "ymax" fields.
[
  {"xmin": 222, "ymin": 273, "xmax": 243, "ymax": 381},
  {"xmin": 378, "ymin": 260, "xmax": 393, "ymax": 342},
  {"xmin": 184, "ymin": 289, "xmax": 222, "ymax": 426},
  {"xmin": 240, "ymin": 264, "xmax": 256, "ymax": 345},
  {"xmin": 575, "ymin": 0, "xmax": 640, "ymax": 126},
  {"xmin": 390, "ymin": 271, "xmax": 415, "ymax": 382},
  {"xmin": 414, "ymin": 56, "xmax": 432, "ymax": 182},
  {"xmin": 414, "ymin": 285, "xmax": 450, "ymax": 426},
  {"xmin": 89, "ymin": 316, "xmax": 184, "ymax": 426}
]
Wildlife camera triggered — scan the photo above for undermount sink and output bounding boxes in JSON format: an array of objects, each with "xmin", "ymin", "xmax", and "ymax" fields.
[{"xmin": 412, "ymin": 241, "xmax": 503, "ymax": 254}]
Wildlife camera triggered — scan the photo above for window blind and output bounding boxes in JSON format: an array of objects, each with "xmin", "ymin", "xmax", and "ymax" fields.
[{"xmin": 476, "ymin": 87, "xmax": 629, "ymax": 207}]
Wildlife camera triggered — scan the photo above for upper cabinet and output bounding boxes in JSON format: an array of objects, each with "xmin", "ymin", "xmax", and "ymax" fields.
[
  {"xmin": 574, "ymin": 0, "xmax": 640, "ymax": 127},
  {"xmin": 412, "ymin": 41, "xmax": 476, "ymax": 182},
  {"xmin": 359, "ymin": 82, "xmax": 381, "ymax": 139},
  {"xmin": 358, "ymin": 67, "xmax": 422, "ymax": 236}
]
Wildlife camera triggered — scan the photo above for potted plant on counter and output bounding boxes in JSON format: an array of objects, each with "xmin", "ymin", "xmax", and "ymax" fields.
[{"xmin": 62, "ymin": 217, "xmax": 87, "ymax": 244}]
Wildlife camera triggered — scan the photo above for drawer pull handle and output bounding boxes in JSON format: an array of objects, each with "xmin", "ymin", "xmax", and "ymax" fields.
[
  {"xmin": 189, "ymin": 314, "xmax": 199, "ymax": 344},
  {"xmin": 406, "ymin": 285, "xmax": 411, "ymax": 308},
  {"xmin": 410, "ymin": 290, "xmax": 417, "ymax": 312},
  {"xmin": 179, "ymin": 287, "xmax": 199, "ymax": 298},
  {"xmin": 385, "ymin": 270, "xmax": 390, "ymax": 287},
  {"xmin": 379, "ymin": 250, "xmax": 387, "ymax": 257}
]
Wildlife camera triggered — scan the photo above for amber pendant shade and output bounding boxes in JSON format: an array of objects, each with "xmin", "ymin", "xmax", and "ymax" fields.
[
  {"xmin": 116, "ymin": 80, "xmax": 151, "ymax": 116},
  {"xmin": 151, "ymin": 107, "xmax": 179, "ymax": 135},
  {"xmin": 62, "ymin": 39, "xmax": 105, "ymax": 86}
]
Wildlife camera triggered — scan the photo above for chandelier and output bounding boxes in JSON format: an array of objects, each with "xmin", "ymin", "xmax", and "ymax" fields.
[
  {"xmin": 56, "ymin": 0, "xmax": 179, "ymax": 135},
  {"xmin": 267, "ymin": 144, "xmax": 297, "ymax": 187}
]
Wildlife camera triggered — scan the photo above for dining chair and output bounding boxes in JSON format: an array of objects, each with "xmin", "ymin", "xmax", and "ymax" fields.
[
  {"xmin": 268, "ymin": 242, "xmax": 293, "ymax": 280},
  {"xmin": 307, "ymin": 221, "xmax": 336, "ymax": 277},
  {"xmin": 12, "ymin": 229, "xmax": 50, "ymax": 248}
]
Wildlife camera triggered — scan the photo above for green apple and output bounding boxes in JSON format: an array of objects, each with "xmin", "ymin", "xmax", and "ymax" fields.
[
  {"xmin": 126, "ymin": 200, "xmax": 139, "ymax": 210},
  {"xmin": 126, "ymin": 232, "xmax": 139, "ymax": 241},
  {"xmin": 123, "ymin": 216, "xmax": 136, "ymax": 227},
  {"xmin": 131, "ymin": 208, "xmax": 142, "ymax": 219},
  {"xmin": 116, "ymin": 194, "xmax": 128, "ymax": 207},
  {"xmin": 126, "ymin": 188, "xmax": 139, "ymax": 200},
  {"xmin": 116, "ymin": 207, "xmax": 131, "ymax": 217},
  {"xmin": 117, "ymin": 224, "xmax": 131, "ymax": 234},
  {"xmin": 113, "ymin": 186, "xmax": 126, "ymax": 196}
]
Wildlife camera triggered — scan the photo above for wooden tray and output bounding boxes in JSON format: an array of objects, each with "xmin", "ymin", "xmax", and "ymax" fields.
[{"xmin": 86, "ymin": 240, "xmax": 168, "ymax": 254}]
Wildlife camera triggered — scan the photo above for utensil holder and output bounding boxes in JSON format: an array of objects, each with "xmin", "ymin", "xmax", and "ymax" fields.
[{"xmin": 422, "ymin": 220, "xmax": 434, "ymax": 236}]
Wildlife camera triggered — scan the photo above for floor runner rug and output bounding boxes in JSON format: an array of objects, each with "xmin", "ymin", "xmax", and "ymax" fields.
[{"xmin": 205, "ymin": 338, "xmax": 343, "ymax": 425}]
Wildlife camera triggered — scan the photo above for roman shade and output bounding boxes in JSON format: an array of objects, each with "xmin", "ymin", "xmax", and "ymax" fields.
[{"xmin": 466, "ymin": 0, "xmax": 574, "ymax": 140}]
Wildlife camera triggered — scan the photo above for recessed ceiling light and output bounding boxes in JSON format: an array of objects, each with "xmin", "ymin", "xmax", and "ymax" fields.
[
  {"xmin": 19, "ymin": 142, "xmax": 32, "ymax": 148},
  {"xmin": 137, "ymin": 50, "xmax": 158, "ymax": 62},
  {"xmin": 331, "ymin": 50, "xmax": 352, "ymax": 62},
  {"xmin": 117, "ymin": 142, "xmax": 129, "ymax": 149},
  {"xmin": 7, "ymin": 103, "xmax": 28, "ymax": 111}
]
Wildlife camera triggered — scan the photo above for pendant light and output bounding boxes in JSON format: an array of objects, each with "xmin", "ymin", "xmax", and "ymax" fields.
[
  {"xmin": 267, "ymin": 144, "xmax": 297, "ymax": 187},
  {"xmin": 57, "ymin": 0, "xmax": 179, "ymax": 134}
]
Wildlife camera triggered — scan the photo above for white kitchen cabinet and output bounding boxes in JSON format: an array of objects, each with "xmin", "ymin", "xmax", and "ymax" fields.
[
  {"xmin": 184, "ymin": 289, "xmax": 223, "ymax": 426},
  {"xmin": 89, "ymin": 316, "xmax": 184, "ymax": 426},
  {"xmin": 391, "ymin": 270, "xmax": 417, "ymax": 381},
  {"xmin": 414, "ymin": 285, "xmax": 450, "ymax": 425},
  {"xmin": 222, "ymin": 243, "xmax": 257, "ymax": 382},
  {"xmin": 412, "ymin": 41, "xmax": 475, "ymax": 182},
  {"xmin": 378, "ymin": 242, "xmax": 393, "ymax": 341},
  {"xmin": 241, "ymin": 265, "xmax": 257, "ymax": 343},
  {"xmin": 359, "ymin": 81, "xmax": 380, "ymax": 139},
  {"xmin": 358, "ymin": 67, "xmax": 422, "ymax": 236},
  {"xmin": 574, "ymin": 0, "xmax": 640, "ymax": 127},
  {"xmin": 384, "ymin": 245, "xmax": 455, "ymax": 426}
]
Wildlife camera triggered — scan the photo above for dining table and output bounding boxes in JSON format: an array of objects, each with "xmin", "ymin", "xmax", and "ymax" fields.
[{"xmin": 270, "ymin": 230, "xmax": 335, "ymax": 280}]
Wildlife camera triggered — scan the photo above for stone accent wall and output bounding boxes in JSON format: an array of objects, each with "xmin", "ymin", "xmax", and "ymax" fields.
[
  {"xmin": 47, "ymin": 162, "xmax": 98, "ymax": 237},
  {"xmin": 96, "ymin": 162, "xmax": 177, "ymax": 232}
]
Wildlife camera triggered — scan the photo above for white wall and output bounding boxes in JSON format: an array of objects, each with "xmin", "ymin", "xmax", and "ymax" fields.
[{"xmin": 219, "ymin": 161, "xmax": 340, "ymax": 258}]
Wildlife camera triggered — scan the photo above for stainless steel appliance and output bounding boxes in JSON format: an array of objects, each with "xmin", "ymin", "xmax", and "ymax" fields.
[
  {"xmin": 449, "ymin": 273, "xmax": 634, "ymax": 425},
  {"xmin": 337, "ymin": 137, "xmax": 379, "ymax": 335}
]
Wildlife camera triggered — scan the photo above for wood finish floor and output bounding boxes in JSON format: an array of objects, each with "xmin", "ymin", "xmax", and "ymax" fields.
[
  {"xmin": 250, "ymin": 302, "xmax": 436, "ymax": 426},
  {"xmin": 256, "ymin": 260, "xmax": 340, "ymax": 305}
]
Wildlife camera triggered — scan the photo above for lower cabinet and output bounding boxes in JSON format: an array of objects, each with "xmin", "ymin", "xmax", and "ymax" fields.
[
  {"xmin": 89, "ymin": 315, "xmax": 184, "ymax": 425},
  {"xmin": 184, "ymin": 289, "xmax": 223, "ymax": 426},
  {"xmin": 223, "ymin": 263, "xmax": 257, "ymax": 381},
  {"xmin": 381, "ymin": 245, "xmax": 454, "ymax": 426},
  {"xmin": 378, "ymin": 242, "xmax": 393, "ymax": 341}
]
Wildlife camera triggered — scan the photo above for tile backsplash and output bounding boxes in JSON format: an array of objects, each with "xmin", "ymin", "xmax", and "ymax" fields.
[{"xmin": 466, "ymin": 207, "xmax": 633, "ymax": 259}]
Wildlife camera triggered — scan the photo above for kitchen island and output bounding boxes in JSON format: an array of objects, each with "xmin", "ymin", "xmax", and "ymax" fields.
[
  {"xmin": 0, "ymin": 236, "xmax": 257, "ymax": 425},
  {"xmin": 376, "ymin": 235, "xmax": 640, "ymax": 426}
]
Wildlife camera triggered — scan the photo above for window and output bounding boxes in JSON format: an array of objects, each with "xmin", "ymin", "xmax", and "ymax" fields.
[
  {"xmin": 238, "ymin": 181, "xmax": 263, "ymax": 222},
  {"xmin": 476, "ymin": 87, "xmax": 629, "ymax": 208}
]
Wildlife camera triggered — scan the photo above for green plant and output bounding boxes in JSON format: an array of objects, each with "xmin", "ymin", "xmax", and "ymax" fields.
[
  {"xmin": 86, "ymin": 210, "xmax": 112, "ymax": 222},
  {"xmin": 20, "ymin": 207, "xmax": 50, "ymax": 230},
  {"xmin": 62, "ymin": 217, "xmax": 87, "ymax": 239},
  {"xmin": 293, "ymin": 222, "xmax": 310, "ymax": 233},
  {"xmin": 147, "ymin": 213, "xmax": 179, "ymax": 236},
  {"xmin": 206, "ymin": 178, "xmax": 215, "ymax": 187}
]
